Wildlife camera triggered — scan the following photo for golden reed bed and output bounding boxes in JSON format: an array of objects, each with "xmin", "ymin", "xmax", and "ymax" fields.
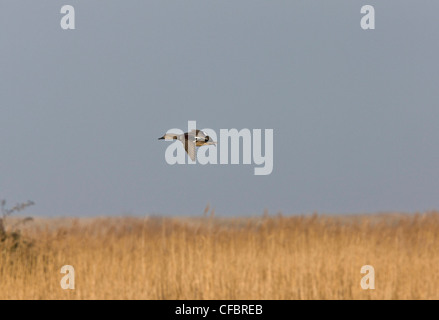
[{"xmin": 1, "ymin": 212, "xmax": 439, "ymax": 299}]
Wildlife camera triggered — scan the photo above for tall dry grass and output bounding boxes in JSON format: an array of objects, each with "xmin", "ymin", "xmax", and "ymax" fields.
[{"xmin": 1, "ymin": 212, "xmax": 439, "ymax": 299}]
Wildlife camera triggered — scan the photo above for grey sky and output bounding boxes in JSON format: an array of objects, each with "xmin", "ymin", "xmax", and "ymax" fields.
[{"xmin": 1, "ymin": 1, "xmax": 438, "ymax": 216}]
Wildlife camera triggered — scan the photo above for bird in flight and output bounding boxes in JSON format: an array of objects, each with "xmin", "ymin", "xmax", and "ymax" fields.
[{"xmin": 158, "ymin": 129, "xmax": 216, "ymax": 161}]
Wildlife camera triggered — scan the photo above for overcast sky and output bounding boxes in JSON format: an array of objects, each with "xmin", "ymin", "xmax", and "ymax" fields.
[{"xmin": 1, "ymin": 1, "xmax": 438, "ymax": 216}]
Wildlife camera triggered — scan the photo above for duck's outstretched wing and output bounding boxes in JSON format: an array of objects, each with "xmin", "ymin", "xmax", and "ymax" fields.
[
  {"xmin": 188, "ymin": 129, "xmax": 207, "ymax": 140},
  {"xmin": 183, "ymin": 139, "xmax": 196, "ymax": 161}
]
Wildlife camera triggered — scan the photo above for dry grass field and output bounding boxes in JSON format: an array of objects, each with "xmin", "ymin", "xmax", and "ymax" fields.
[{"xmin": 1, "ymin": 212, "xmax": 439, "ymax": 299}]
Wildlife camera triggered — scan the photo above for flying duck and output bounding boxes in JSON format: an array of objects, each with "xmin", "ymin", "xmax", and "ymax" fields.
[{"xmin": 158, "ymin": 129, "xmax": 216, "ymax": 161}]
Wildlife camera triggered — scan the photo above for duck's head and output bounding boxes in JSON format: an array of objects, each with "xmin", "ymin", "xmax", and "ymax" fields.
[{"xmin": 204, "ymin": 135, "xmax": 217, "ymax": 146}]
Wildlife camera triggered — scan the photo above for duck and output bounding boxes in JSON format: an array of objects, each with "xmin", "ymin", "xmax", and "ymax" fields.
[{"xmin": 158, "ymin": 129, "xmax": 216, "ymax": 161}]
